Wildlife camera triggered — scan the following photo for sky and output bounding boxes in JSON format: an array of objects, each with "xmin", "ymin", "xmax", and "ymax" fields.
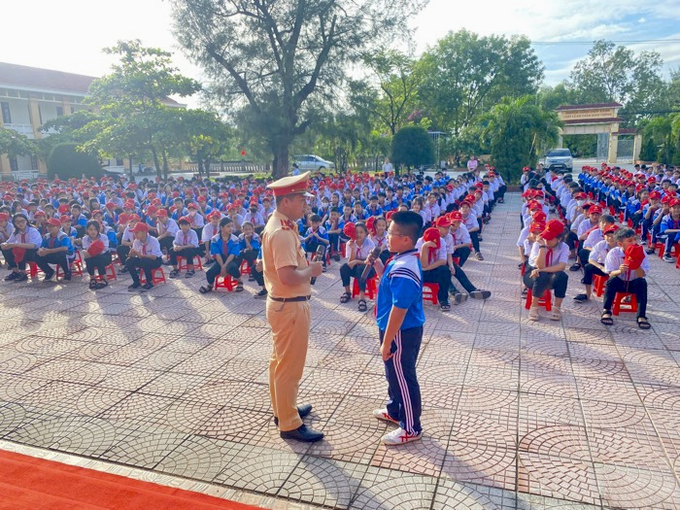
[{"xmin": 1, "ymin": 0, "xmax": 679, "ymax": 100}]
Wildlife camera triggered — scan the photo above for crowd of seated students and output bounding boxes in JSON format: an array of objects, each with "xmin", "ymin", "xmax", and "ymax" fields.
[
  {"xmin": 517, "ymin": 162, "xmax": 680, "ymax": 329},
  {"xmin": 0, "ymin": 166, "xmax": 506, "ymax": 306}
]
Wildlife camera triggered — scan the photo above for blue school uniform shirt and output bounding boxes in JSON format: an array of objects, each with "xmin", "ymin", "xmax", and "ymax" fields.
[
  {"xmin": 376, "ymin": 249, "xmax": 425, "ymax": 332},
  {"xmin": 41, "ymin": 231, "xmax": 74, "ymax": 256},
  {"xmin": 210, "ymin": 233, "xmax": 240, "ymax": 258},
  {"xmin": 660, "ymin": 214, "xmax": 680, "ymax": 242}
]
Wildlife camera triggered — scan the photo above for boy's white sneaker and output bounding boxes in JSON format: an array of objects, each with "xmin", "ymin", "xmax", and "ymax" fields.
[
  {"xmin": 381, "ymin": 427, "xmax": 422, "ymax": 445},
  {"xmin": 372, "ymin": 408, "xmax": 399, "ymax": 425}
]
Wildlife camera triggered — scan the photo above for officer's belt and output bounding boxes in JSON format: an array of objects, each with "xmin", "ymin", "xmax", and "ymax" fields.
[{"xmin": 268, "ymin": 295, "xmax": 311, "ymax": 302}]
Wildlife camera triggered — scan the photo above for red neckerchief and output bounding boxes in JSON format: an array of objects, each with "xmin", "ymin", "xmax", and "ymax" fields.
[{"xmin": 546, "ymin": 247, "xmax": 553, "ymax": 266}]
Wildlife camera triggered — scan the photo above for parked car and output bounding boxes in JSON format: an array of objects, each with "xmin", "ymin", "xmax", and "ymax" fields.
[
  {"xmin": 293, "ymin": 154, "xmax": 335, "ymax": 171},
  {"xmin": 543, "ymin": 148, "xmax": 573, "ymax": 171}
]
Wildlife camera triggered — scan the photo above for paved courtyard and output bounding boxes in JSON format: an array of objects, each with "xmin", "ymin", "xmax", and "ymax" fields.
[{"xmin": 0, "ymin": 193, "xmax": 679, "ymax": 509}]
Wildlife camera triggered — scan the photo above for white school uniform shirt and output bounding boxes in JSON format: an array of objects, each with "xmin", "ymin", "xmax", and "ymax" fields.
[
  {"xmin": 588, "ymin": 240, "xmax": 613, "ymax": 265},
  {"xmin": 7, "ymin": 226, "xmax": 42, "ymax": 248},
  {"xmin": 244, "ymin": 210, "xmax": 265, "ymax": 227},
  {"xmin": 416, "ymin": 237, "xmax": 448, "ymax": 263},
  {"xmin": 121, "ymin": 226, "xmax": 135, "ymax": 244},
  {"xmin": 462, "ymin": 213, "xmax": 478, "ymax": 232},
  {"xmin": 523, "ymin": 238, "xmax": 533, "ymax": 256},
  {"xmin": 173, "ymin": 228, "xmax": 199, "ymax": 248},
  {"xmin": 346, "ymin": 238, "xmax": 376, "ymax": 260},
  {"xmin": 187, "ymin": 213, "xmax": 205, "ymax": 228},
  {"xmin": 571, "ymin": 213, "xmax": 587, "ymax": 233},
  {"xmin": 157, "ymin": 218, "xmax": 179, "ymax": 237},
  {"xmin": 584, "ymin": 228, "xmax": 604, "ymax": 249},
  {"xmin": 450, "ymin": 224, "xmax": 471, "ymax": 246},
  {"xmin": 577, "ymin": 219, "xmax": 599, "ymax": 239},
  {"xmin": 0, "ymin": 222, "xmax": 15, "ymax": 243},
  {"xmin": 528, "ymin": 241, "xmax": 569, "ymax": 268},
  {"xmin": 605, "ymin": 246, "xmax": 650, "ymax": 281},
  {"xmin": 201, "ymin": 222, "xmax": 220, "ymax": 242},
  {"xmin": 517, "ymin": 225, "xmax": 531, "ymax": 248},
  {"xmin": 442, "ymin": 233, "xmax": 454, "ymax": 255},
  {"xmin": 82, "ymin": 233, "xmax": 110, "ymax": 251},
  {"xmin": 132, "ymin": 235, "xmax": 163, "ymax": 258}
]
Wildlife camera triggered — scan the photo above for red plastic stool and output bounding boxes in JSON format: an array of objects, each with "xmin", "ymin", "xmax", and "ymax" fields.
[
  {"xmin": 177, "ymin": 255, "xmax": 203, "ymax": 272},
  {"xmin": 214, "ymin": 275, "xmax": 236, "ymax": 291},
  {"xmin": 612, "ymin": 292, "xmax": 638, "ymax": 315},
  {"xmin": 592, "ymin": 274, "xmax": 607, "ymax": 297},
  {"xmin": 423, "ymin": 282, "xmax": 439, "ymax": 305},
  {"xmin": 57, "ymin": 252, "xmax": 84, "ymax": 278},
  {"xmin": 352, "ymin": 276, "xmax": 377, "ymax": 300},
  {"xmin": 139, "ymin": 267, "xmax": 166, "ymax": 285},
  {"xmin": 240, "ymin": 259, "xmax": 251, "ymax": 275},
  {"xmin": 658, "ymin": 242, "xmax": 680, "ymax": 259},
  {"xmin": 27, "ymin": 261, "xmax": 42, "ymax": 278},
  {"xmin": 525, "ymin": 289, "xmax": 552, "ymax": 311},
  {"xmin": 95, "ymin": 263, "xmax": 117, "ymax": 282}
]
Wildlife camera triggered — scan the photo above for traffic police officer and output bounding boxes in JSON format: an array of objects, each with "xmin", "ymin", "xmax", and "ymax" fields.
[{"xmin": 262, "ymin": 171, "xmax": 324, "ymax": 442}]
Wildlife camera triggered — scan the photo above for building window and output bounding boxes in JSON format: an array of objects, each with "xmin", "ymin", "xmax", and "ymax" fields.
[
  {"xmin": 9, "ymin": 157, "xmax": 18, "ymax": 172},
  {"xmin": 1, "ymin": 102, "xmax": 11, "ymax": 124},
  {"xmin": 56, "ymin": 106, "xmax": 64, "ymax": 117},
  {"xmin": 116, "ymin": 158, "xmax": 124, "ymax": 166},
  {"xmin": 38, "ymin": 105, "xmax": 43, "ymax": 125},
  {"xmin": 30, "ymin": 156, "xmax": 38, "ymax": 170}
]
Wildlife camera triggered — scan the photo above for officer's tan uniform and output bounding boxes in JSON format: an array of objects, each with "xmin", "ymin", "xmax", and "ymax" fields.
[{"xmin": 262, "ymin": 174, "xmax": 314, "ymax": 432}]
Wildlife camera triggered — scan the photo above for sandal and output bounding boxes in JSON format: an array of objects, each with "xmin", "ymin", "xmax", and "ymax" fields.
[
  {"xmin": 528, "ymin": 306, "xmax": 540, "ymax": 322},
  {"xmin": 95, "ymin": 280, "xmax": 108, "ymax": 290},
  {"xmin": 340, "ymin": 292, "xmax": 351, "ymax": 304},
  {"xmin": 573, "ymin": 294, "xmax": 589, "ymax": 302},
  {"xmin": 199, "ymin": 285, "xmax": 213, "ymax": 294},
  {"xmin": 235, "ymin": 281, "xmax": 244, "ymax": 292},
  {"xmin": 600, "ymin": 311, "xmax": 614, "ymax": 326},
  {"xmin": 550, "ymin": 307, "xmax": 562, "ymax": 321},
  {"xmin": 89, "ymin": 279, "xmax": 98, "ymax": 290},
  {"xmin": 185, "ymin": 269, "xmax": 195, "ymax": 278},
  {"xmin": 637, "ymin": 317, "xmax": 651, "ymax": 330},
  {"xmin": 169, "ymin": 268, "xmax": 180, "ymax": 279},
  {"xmin": 440, "ymin": 302, "xmax": 451, "ymax": 311},
  {"xmin": 358, "ymin": 299, "xmax": 367, "ymax": 312}
]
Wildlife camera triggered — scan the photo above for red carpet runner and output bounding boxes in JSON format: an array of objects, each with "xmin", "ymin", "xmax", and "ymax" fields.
[{"xmin": 0, "ymin": 449, "xmax": 264, "ymax": 510}]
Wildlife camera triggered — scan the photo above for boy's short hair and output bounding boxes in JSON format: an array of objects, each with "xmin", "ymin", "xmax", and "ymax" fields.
[
  {"xmin": 370, "ymin": 195, "xmax": 378, "ymax": 201},
  {"xmin": 178, "ymin": 217, "xmax": 191, "ymax": 225},
  {"xmin": 219, "ymin": 217, "xmax": 233, "ymax": 228},
  {"xmin": 599, "ymin": 214, "xmax": 616, "ymax": 225},
  {"xmin": 241, "ymin": 221, "xmax": 254, "ymax": 230},
  {"xmin": 310, "ymin": 214, "xmax": 322, "ymax": 223},
  {"xmin": 329, "ymin": 207, "xmax": 340, "ymax": 213},
  {"xmin": 615, "ymin": 227, "xmax": 636, "ymax": 242},
  {"xmin": 391, "ymin": 211, "xmax": 423, "ymax": 245}
]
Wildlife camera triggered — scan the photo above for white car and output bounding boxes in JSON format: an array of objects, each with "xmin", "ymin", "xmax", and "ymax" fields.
[{"xmin": 293, "ymin": 154, "xmax": 335, "ymax": 171}]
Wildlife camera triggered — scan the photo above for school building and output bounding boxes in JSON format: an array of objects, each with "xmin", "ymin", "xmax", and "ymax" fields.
[{"xmin": 0, "ymin": 62, "xmax": 183, "ymax": 181}]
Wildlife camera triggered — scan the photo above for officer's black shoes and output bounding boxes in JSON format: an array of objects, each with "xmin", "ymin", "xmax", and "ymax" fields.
[
  {"xmin": 274, "ymin": 403, "xmax": 313, "ymax": 427},
  {"xmin": 280, "ymin": 424, "xmax": 324, "ymax": 442}
]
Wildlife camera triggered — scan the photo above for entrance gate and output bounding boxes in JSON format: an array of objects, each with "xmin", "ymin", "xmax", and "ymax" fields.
[{"xmin": 556, "ymin": 103, "xmax": 642, "ymax": 164}]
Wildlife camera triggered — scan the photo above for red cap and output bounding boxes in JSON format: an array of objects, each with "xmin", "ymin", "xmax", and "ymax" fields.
[
  {"xmin": 34, "ymin": 211, "xmax": 46, "ymax": 218},
  {"xmin": 146, "ymin": 205, "xmax": 158, "ymax": 215},
  {"xmin": 178, "ymin": 216, "xmax": 191, "ymax": 224},
  {"xmin": 187, "ymin": 203, "xmax": 199, "ymax": 210},
  {"xmin": 0, "ymin": 213, "xmax": 9, "ymax": 222},
  {"xmin": 589, "ymin": 205, "xmax": 603, "ymax": 214},
  {"xmin": 157, "ymin": 209, "xmax": 168, "ymax": 217},
  {"xmin": 129, "ymin": 214, "xmax": 141, "ymax": 222},
  {"xmin": 448, "ymin": 211, "xmax": 463, "ymax": 222},
  {"xmin": 670, "ymin": 198, "xmax": 680, "ymax": 208},
  {"xmin": 435, "ymin": 216, "xmax": 451, "ymax": 228},
  {"xmin": 423, "ymin": 227, "xmax": 441, "ymax": 248},
  {"xmin": 540, "ymin": 219, "xmax": 565, "ymax": 241},
  {"xmin": 46, "ymin": 218, "xmax": 61, "ymax": 227},
  {"xmin": 532, "ymin": 211, "xmax": 547, "ymax": 223},
  {"xmin": 197, "ymin": 196, "xmax": 207, "ymax": 202},
  {"xmin": 60, "ymin": 215, "xmax": 71, "ymax": 223},
  {"xmin": 603, "ymin": 224, "xmax": 619, "ymax": 235},
  {"xmin": 130, "ymin": 222, "xmax": 149, "ymax": 233},
  {"xmin": 529, "ymin": 222, "xmax": 545, "ymax": 234}
]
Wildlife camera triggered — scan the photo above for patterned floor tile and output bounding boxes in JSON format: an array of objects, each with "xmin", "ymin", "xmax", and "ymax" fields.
[
  {"xmin": 595, "ymin": 463, "xmax": 679, "ymax": 509},
  {"xmin": 349, "ymin": 467, "xmax": 438, "ymax": 509}
]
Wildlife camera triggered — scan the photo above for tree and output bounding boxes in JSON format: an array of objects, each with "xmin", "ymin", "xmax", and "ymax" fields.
[
  {"xmin": 481, "ymin": 96, "xmax": 562, "ymax": 183},
  {"xmin": 46, "ymin": 143, "xmax": 102, "ymax": 180},
  {"xmin": 391, "ymin": 126, "xmax": 434, "ymax": 171},
  {"xmin": 83, "ymin": 40, "xmax": 200, "ymax": 179},
  {"xmin": 171, "ymin": 0, "xmax": 428, "ymax": 178},
  {"xmin": 0, "ymin": 127, "xmax": 37, "ymax": 159},
  {"xmin": 643, "ymin": 116, "xmax": 674, "ymax": 164},
  {"xmin": 569, "ymin": 40, "xmax": 665, "ymax": 122},
  {"xmin": 178, "ymin": 109, "xmax": 231, "ymax": 177},
  {"xmin": 418, "ymin": 30, "xmax": 543, "ymax": 137},
  {"xmin": 360, "ymin": 50, "xmax": 422, "ymax": 136},
  {"xmin": 538, "ymin": 82, "xmax": 577, "ymax": 112}
]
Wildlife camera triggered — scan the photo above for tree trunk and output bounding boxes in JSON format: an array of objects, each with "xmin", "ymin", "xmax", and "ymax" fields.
[
  {"xmin": 151, "ymin": 147, "xmax": 162, "ymax": 180},
  {"xmin": 272, "ymin": 144, "xmax": 290, "ymax": 179},
  {"xmin": 161, "ymin": 149, "xmax": 170, "ymax": 181}
]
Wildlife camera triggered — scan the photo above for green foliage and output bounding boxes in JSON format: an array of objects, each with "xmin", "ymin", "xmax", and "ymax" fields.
[
  {"xmin": 391, "ymin": 126, "xmax": 434, "ymax": 170},
  {"xmin": 0, "ymin": 127, "xmax": 38, "ymax": 159},
  {"xmin": 639, "ymin": 137, "xmax": 657, "ymax": 162},
  {"xmin": 481, "ymin": 96, "xmax": 561, "ymax": 184},
  {"xmin": 563, "ymin": 134, "xmax": 597, "ymax": 158},
  {"xmin": 46, "ymin": 143, "xmax": 102, "ymax": 180},
  {"xmin": 418, "ymin": 29, "xmax": 543, "ymax": 137},
  {"xmin": 171, "ymin": 0, "xmax": 427, "ymax": 178},
  {"xmin": 83, "ymin": 40, "xmax": 201, "ymax": 179}
]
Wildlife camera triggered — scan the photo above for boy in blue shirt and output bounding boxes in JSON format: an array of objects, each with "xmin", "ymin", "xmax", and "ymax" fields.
[
  {"xmin": 199, "ymin": 217, "xmax": 243, "ymax": 293},
  {"xmin": 370, "ymin": 211, "xmax": 425, "ymax": 445},
  {"xmin": 302, "ymin": 214, "xmax": 330, "ymax": 271},
  {"xmin": 35, "ymin": 217, "xmax": 75, "ymax": 281}
]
